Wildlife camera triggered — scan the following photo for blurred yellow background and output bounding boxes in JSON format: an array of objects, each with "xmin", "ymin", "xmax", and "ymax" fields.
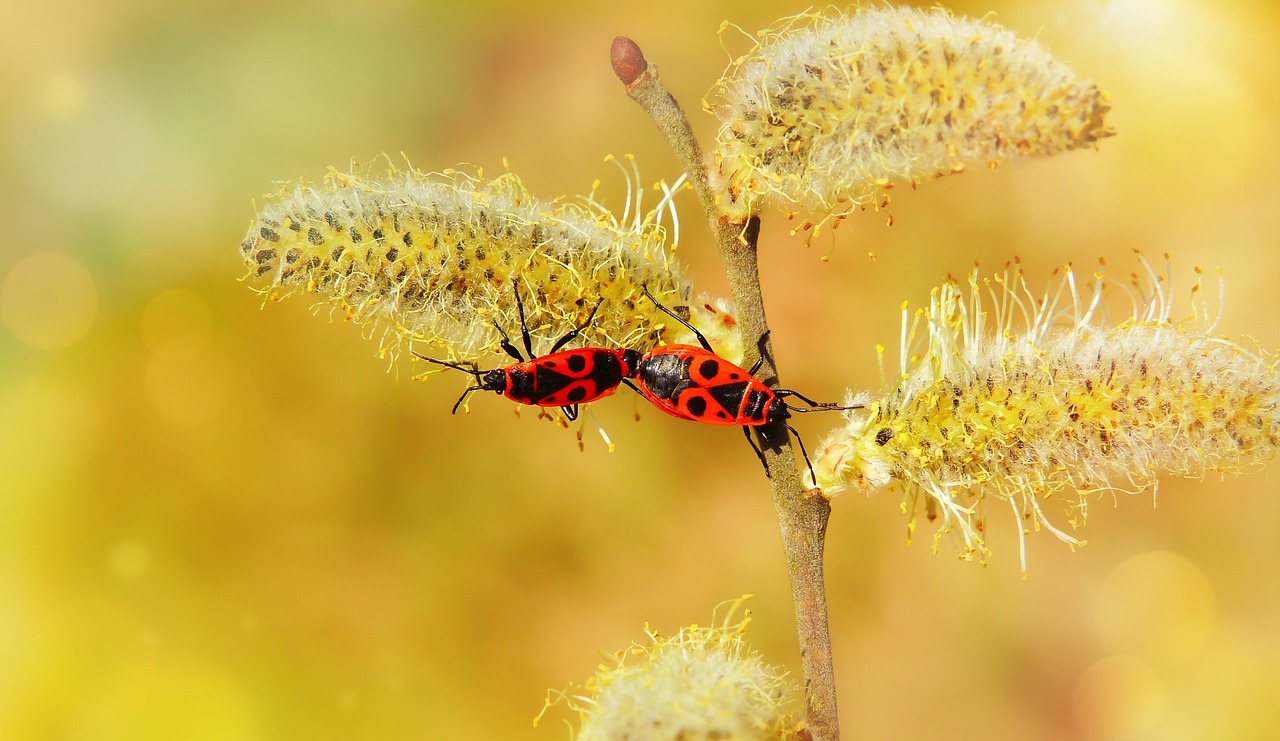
[{"xmin": 1, "ymin": 0, "xmax": 1277, "ymax": 739}]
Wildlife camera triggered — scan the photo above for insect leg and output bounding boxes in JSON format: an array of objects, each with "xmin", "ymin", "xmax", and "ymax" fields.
[
  {"xmin": 414, "ymin": 352, "xmax": 489, "ymax": 413},
  {"xmin": 560, "ymin": 404, "xmax": 580, "ymax": 422},
  {"xmin": 451, "ymin": 385, "xmax": 483, "ymax": 415},
  {"xmin": 748, "ymin": 330, "xmax": 773, "ymax": 375},
  {"xmin": 549, "ymin": 298, "xmax": 605, "ymax": 354},
  {"xmin": 642, "ymin": 286, "xmax": 714, "ymax": 352},
  {"xmin": 492, "ymin": 322, "xmax": 526, "ymax": 363},
  {"xmin": 742, "ymin": 425, "xmax": 770, "ymax": 478},
  {"xmin": 513, "ymin": 279, "xmax": 536, "ymax": 359},
  {"xmin": 785, "ymin": 422, "xmax": 818, "ymax": 485}
]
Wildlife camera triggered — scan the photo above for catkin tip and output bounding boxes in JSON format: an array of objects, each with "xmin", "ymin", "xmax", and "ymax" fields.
[
  {"xmin": 708, "ymin": 7, "xmax": 1113, "ymax": 223},
  {"xmin": 539, "ymin": 597, "xmax": 803, "ymax": 741},
  {"xmin": 811, "ymin": 258, "xmax": 1280, "ymax": 567}
]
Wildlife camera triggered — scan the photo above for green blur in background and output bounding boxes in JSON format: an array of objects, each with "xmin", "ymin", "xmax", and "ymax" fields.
[{"xmin": 1, "ymin": 0, "xmax": 1277, "ymax": 739}]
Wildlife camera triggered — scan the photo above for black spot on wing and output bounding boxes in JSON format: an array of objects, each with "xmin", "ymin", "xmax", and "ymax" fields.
[
  {"xmin": 566, "ymin": 353, "xmax": 587, "ymax": 373},
  {"xmin": 684, "ymin": 394, "xmax": 708, "ymax": 417},
  {"xmin": 696, "ymin": 358, "xmax": 721, "ymax": 382}
]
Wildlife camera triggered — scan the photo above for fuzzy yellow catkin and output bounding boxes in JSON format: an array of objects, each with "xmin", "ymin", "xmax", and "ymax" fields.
[
  {"xmin": 537, "ymin": 598, "xmax": 802, "ymax": 741},
  {"xmin": 808, "ymin": 257, "xmax": 1280, "ymax": 568},
  {"xmin": 707, "ymin": 7, "xmax": 1113, "ymax": 224},
  {"xmin": 240, "ymin": 159, "xmax": 743, "ymax": 365}
]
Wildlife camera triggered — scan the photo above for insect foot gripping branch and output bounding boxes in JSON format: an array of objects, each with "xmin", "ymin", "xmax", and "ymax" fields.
[{"xmin": 808, "ymin": 257, "xmax": 1280, "ymax": 570}]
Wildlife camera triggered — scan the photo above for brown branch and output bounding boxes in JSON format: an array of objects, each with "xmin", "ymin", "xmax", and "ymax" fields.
[{"xmin": 611, "ymin": 36, "xmax": 841, "ymax": 741}]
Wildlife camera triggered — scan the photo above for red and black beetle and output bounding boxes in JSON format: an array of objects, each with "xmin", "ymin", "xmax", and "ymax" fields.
[
  {"xmin": 414, "ymin": 282, "xmax": 639, "ymax": 421},
  {"xmin": 631, "ymin": 287, "xmax": 860, "ymax": 479}
]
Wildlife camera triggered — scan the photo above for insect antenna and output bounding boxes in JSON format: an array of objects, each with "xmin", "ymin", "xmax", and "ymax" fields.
[
  {"xmin": 413, "ymin": 351, "xmax": 484, "ymax": 415},
  {"xmin": 787, "ymin": 402, "xmax": 862, "ymax": 414},
  {"xmin": 413, "ymin": 350, "xmax": 487, "ymax": 377},
  {"xmin": 776, "ymin": 388, "xmax": 862, "ymax": 414}
]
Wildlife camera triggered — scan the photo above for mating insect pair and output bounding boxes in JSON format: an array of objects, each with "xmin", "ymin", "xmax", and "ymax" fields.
[{"xmin": 413, "ymin": 283, "xmax": 859, "ymax": 480}]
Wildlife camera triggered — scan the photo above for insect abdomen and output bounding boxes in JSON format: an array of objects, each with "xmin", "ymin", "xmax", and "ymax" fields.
[{"xmin": 635, "ymin": 346, "xmax": 777, "ymax": 427}]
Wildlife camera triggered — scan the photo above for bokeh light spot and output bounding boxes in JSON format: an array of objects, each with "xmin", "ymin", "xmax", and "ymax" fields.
[
  {"xmin": 1095, "ymin": 551, "xmax": 1216, "ymax": 665},
  {"xmin": 9, "ymin": 75, "xmax": 153, "ymax": 209},
  {"xmin": 140, "ymin": 288, "xmax": 213, "ymax": 352},
  {"xmin": 0, "ymin": 577, "xmax": 40, "ymax": 708},
  {"xmin": 338, "ymin": 690, "xmax": 360, "ymax": 713},
  {"xmin": 40, "ymin": 73, "xmax": 88, "ymax": 121},
  {"xmin": 118, "ymin": 153, "xmax": 219, "ymax": 278},
  {"xmin": 144, "ymin": 336, "xmax": 235, "ymax": 426},
  {"xmin": 110, "ymin": 541, "xmax": 152, "ymax": 580},
  {"xmin": 1, "ymin": 251, "xmax": 98, "ymax": 350},
  {"xmin": 1073, "ymin": 655, "xmax": 1165, "ymax": 739},
  {"xmin": 72, "ymin": 653, "xmax": 259, "ymax": 740}
]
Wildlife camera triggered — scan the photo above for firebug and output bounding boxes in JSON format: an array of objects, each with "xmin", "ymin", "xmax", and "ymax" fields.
[
  {"xmin": 414, "ymin": 281, "xmax": 639, "ymax": 421},
  {"xmin": 632, "ymin": 288, "xmax": 860, "ymax": 479}
]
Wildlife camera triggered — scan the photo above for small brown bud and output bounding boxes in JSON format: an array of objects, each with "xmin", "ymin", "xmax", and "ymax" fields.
[{"xmin": 610, "ymin": 36, "xmax": 647, "ymax": 87}]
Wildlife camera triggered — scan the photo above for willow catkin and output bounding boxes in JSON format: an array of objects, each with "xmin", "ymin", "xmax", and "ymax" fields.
[
  {"xmin": 808, "ymin": 257, "xmax": 1280, "ymax": 568},
  {"xmin": 537, "ymin": 598, "xmax": 801, "ymax": 741},
  {"xmin": 240, "ymin": 160, "xmax": 742, "ymax": 366},
  {"xmin": 707, "ymin": 7, "xmax": 1113, "ymax": 224}
]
